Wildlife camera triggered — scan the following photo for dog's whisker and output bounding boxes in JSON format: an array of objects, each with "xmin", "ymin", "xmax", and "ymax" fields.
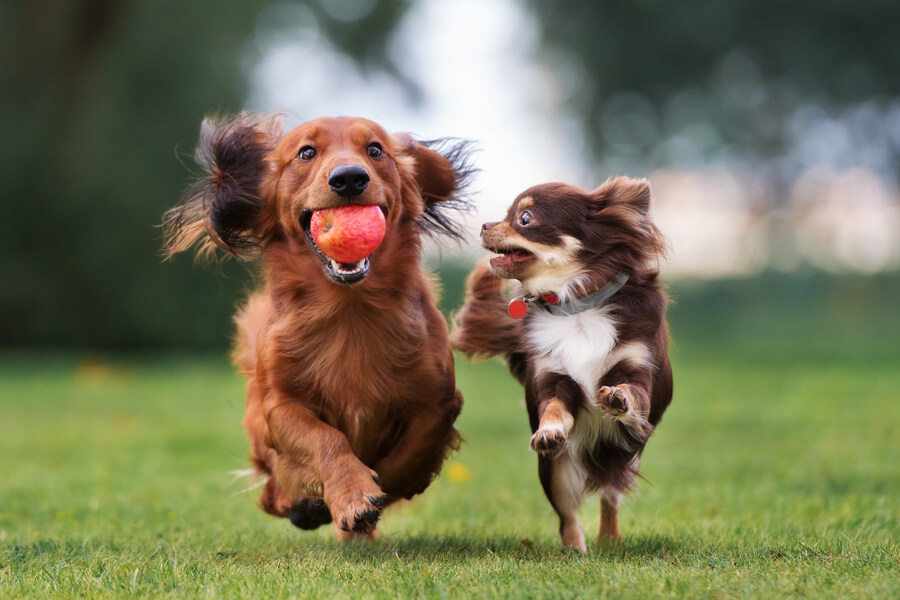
[
  {"xmin": 228, "ymin": 468, "xmax": 257, "ymax": 482},
  {"xmin": 231, "ymin": 475, "xmax": 269, "ymax": 497}
]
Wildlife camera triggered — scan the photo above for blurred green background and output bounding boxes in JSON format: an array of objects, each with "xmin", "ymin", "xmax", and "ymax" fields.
[
  {"xmin": 1, "ymin": 3, "xmax": 898, "ymax": 597},
  {"xmin": 1, "ymin": 0, "xmax": 899, "ymax": 352}
]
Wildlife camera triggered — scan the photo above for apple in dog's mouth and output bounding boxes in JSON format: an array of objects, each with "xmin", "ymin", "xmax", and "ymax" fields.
[{"xmin": 301, "ymin": 205, "xmax": 387, "ymax": 284}]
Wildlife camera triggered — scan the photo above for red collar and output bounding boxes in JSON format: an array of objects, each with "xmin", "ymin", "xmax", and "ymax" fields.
[{"xmin": 540, "ymin": 292, "xmax": 560, "ymax": 305}]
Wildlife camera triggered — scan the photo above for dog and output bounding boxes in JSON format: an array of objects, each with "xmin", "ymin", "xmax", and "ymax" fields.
[
  {"xmin": 452, "ymin": 176, "xmax": 672, "ymax": 551},
  {"xmin": 163, "ymin": 114, "xmax": 473, "ymax": 540}
]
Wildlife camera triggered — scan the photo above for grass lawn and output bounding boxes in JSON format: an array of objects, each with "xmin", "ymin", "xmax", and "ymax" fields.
[{"xmin": 1, "ymin": 331, "xmax": 898, "ymax": 597}]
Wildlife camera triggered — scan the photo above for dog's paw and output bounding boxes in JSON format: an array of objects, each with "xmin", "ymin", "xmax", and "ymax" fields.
[
  {"xmin": 530, "ymin": 424, "xmax": 568, "ymax": 456},
  {"xmin": 596, "ymin": 386, "xmax": 629, "ymax": 417},
  {"xmin": 334, "ymin": 491, "xmax": 385, "ymax": 534},
  {"xmin": 327, "ymin": 469, "xmax": 385, "ymax": 535},
  {"xmin": 288, "ymin": 497, "xmax": 332, "ymax": 530}
]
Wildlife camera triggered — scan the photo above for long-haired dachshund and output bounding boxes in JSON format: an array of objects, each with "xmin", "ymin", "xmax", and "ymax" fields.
[
  {"xmin": 164, "ymin": 114, "xmax": 474, "ymax": 540},
  {"xmin": 453, "ymin": 177, "xmax": 672, "ymax": 551}
]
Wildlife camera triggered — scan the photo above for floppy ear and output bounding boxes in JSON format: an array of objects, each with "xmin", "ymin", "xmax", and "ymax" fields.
[
  {"xmin": 163, "ymin": 112, "xmax": 282, "ymax": 261},
  {"xmin": 392, "ymin": 134, "xmax": 477, "ymax": 241}
]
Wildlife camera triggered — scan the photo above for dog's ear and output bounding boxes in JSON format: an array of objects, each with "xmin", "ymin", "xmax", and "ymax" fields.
[
  {"xmin": 592, "ymin": 176, "xmax": 667, "ymax": 258},
  {"xmin": 163, "ymin": 112, "xmax": 282, "ymax": 261},
  {"xmin": 592, "ymin": 176, "xmax": 651, "ymax": 215},
  {"xmin": 392, "ymin": 134, "xmax": 477, "ymax": 241}
]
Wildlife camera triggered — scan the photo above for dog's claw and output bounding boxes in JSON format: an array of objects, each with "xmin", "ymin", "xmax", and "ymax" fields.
[
  {"xmin": 341, "ymin": 501, "xmax": 383, "ymax": 533},
  {"xmin": 530, "ymin": 426, "xmax": 567, "ymax": 456},
  {"xmin": 333, "ymin": 483, "xmax": 386, "ymax": 535},
  {"xmin": 350, "ymin": 507, "xmax": 381, "ymax": 533}
]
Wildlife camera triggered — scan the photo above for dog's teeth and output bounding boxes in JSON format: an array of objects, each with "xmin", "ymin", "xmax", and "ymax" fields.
[{"xmin": 330, "ymin": 258, "xmax": 368, "ymax": 274}]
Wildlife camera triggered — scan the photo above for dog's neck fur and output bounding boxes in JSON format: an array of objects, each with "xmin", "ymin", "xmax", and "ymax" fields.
[
  {"xmin": 520, "ymin": 268, "xmax": 630, "ymax": 302},
  {"xmin": 513, "ymin": 272, "xmax": 629, "ymax": 318},
  {"xmin": 541, "ymin": 273, "xmax": 628, "ymax": 316}
]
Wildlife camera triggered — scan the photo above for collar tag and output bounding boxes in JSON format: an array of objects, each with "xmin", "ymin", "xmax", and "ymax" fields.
[{"xmin": 507, "ymin": 297, "xmax": 529, "ymax": 319}]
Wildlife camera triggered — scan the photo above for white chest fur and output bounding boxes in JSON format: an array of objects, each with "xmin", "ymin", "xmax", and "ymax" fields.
[
  {"xmin": 527, "ymin": 306, "xmax": 619, "ymax": 400},
  {"xmin": 526, "ymin": 305, "xmax": 650, "ymax": 454}
]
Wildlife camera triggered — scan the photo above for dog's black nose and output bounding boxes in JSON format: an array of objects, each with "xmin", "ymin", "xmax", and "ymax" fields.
[
  {"xmin": 328, "ymin": 165, "xmax": 370, "ymax": 197},
  {"xmin": 482, "ymin": 221, "xmax": 500, "ymax": 233}
]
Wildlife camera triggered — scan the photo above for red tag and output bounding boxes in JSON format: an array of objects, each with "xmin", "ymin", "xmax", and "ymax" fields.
[
  {"xmin": 541, "ymin": 293, "xmax": 560, "ymax": 305},
  {"xmin": 507, "ymin": 298, "xmax": 528, "ymax": 319}
]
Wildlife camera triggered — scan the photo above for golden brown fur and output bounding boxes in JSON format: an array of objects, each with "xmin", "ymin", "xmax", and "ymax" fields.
[{"xmin": 164, "ymin": 115, "xmax": 473, "ymax": 538}]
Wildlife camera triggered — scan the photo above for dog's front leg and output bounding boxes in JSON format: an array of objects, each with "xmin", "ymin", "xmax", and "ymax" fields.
[
  {"xmin": 595, "ymin": 362, "xmax": 655, "ymax": 449},
  {"xmin": 529, "ymin": 372, "xmax": 587, "ymax": 551},
  {"xmin": 529, "ymin": 372, "xmax": 581, "ymax": 456},
  {"xmin": 265, "ymin": 399, "xmax": 385, "ymax": 536},
  {"xmin": 373, "ymin": 387, "xmax": 463, "ymax": 499}
]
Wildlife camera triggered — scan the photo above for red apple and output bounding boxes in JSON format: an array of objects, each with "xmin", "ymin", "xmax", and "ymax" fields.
[{"xmin": 310, "ymin": 204, "xmax": 386, "ymax": 263}]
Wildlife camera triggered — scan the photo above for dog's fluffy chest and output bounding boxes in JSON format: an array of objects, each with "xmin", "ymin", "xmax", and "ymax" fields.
[
  {"xmin": 526, "ymin": 304, "xmax": 651, "ymax": 455},
  {"xmin": 526, "ymin": 306, "xmax": 619, "ymax": 401}
]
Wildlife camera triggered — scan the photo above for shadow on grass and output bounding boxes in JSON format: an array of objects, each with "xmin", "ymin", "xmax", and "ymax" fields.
[{"xmin": 209, "ymin": 532, "xmax": 699, "ymax": 565}]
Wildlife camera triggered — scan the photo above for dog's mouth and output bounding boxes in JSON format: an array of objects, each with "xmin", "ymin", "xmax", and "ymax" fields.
[
  {"xmin": 486, "ymin": 244, "xmax": 535, "ymax": 269},
  {"xmin": 300, "ymin": 207, "xmax": 388, "ymax": 285}
]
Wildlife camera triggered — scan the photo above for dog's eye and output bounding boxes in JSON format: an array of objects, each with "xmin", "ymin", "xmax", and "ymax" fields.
[
  {"xmin": 367, "ymin": 142, "xmax": 384, "ymax": 159},
  {"xmin": 519, "ymin": 210, "xmax": 535, "ymax": 227},
  {"xmin": 298, "ymin": 146, "xmax": 316, "ymax": 161}
]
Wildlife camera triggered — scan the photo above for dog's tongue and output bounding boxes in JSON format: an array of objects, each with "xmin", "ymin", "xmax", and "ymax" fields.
[
  {"xmin": 310, "ymin": 205, "xmax": 386, "ymax": 263},
  {"xmin": 490, "ymin": 249, "xmax": 532, "ymax": 268}
]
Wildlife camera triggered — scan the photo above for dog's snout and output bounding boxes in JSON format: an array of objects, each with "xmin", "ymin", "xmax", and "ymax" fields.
[
  {"xmin": 328, "ymin": 165, "xmax": 370, "ymax": 197},
  {"xmin": 481, "ymin": 221, "xmax": 500, "ymax": 234}
]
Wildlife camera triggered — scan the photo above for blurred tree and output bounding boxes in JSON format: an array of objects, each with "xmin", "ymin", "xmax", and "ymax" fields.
[
  {"xmin": 0, "ymin": 0, "xmax": 413, "ymax": 351},
  {"xmin": 3, "ymin": 0, "xmax": 897, "ymax": 351},
  {"xmin": 524, "ymin": 0, "xmax": 900, "ymax": 185}
]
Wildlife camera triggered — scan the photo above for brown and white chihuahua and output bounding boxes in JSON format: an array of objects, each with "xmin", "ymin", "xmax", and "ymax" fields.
[{"xmin": 453, "ymin": 176, "xmax": 673, "ymax": 551}]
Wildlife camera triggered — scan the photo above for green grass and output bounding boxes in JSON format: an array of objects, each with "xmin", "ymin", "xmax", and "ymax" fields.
[{"xmin": 1, "ymin": 337, "xmax": 898, "ymax": 598}]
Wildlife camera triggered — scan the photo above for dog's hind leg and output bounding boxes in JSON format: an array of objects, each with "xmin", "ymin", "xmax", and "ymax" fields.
[
  {"xmin": 261, "ymin": 450, "xmax": 334, "ymax": 530},
  {"xmin": 598, "ymin": 455, "xmax": 638, "ymax": 541},
  {"xmin": 289, "ymin": 497, "xmax": 332, "ymax": 530},
  {"xmin": 598, "ymin": 487, "xmax": 622, "ymax": 540},
  {"xmin": 539, "ymin": 454, "xmax": 586, "ymax": 552},
  {"xmin": 241, "ymin": 372, "xmax": 300, "ymax": 518}
]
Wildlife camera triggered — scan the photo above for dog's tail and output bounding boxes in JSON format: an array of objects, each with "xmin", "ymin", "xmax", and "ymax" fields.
[{"xmin": 451, "ymin": 262, "xmax": 527, "ymax": 382}]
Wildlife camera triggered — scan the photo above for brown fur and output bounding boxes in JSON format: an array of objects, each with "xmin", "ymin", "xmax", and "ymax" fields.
[
  {"xmin": 453, "ymin": 177, "xmax": 673, "ymax": 550},
  {"xmin": 164, "ymin": 115, "xmax": 474, "ymax": 538}
]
